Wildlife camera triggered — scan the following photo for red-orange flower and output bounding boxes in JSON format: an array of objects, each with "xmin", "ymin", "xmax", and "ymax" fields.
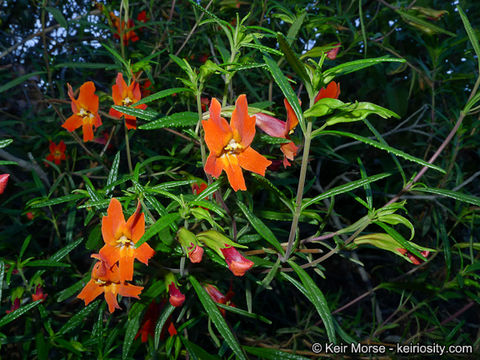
[
  {"xmin": 99, "ymin": 198, "xmax": 155, "ymax": 282},
  {"xmin": 221, "ymin": 245, "xmax": 254, "ymax": 276},
  {"xmin": 168, "ymin": 283, "xmax": 185, "ymax": 307},
  {"xmin": 205, "ymin": 284, "xmax": 235, "ymax": 317},
  {"xmin": 202, "ymin": 95, "xmax": 271, "ymax": 191},
  {"xmin": 110, "ymin": 12, "xmax": 139, "ymax": 45},
  {"xmin": 45, "ymin": 140, "xmax": 66, "ymax": 165},
  {"xmin": 327, "ymin": 43, "xmax": 341, "ymax": 60},
  {"xmin": 109, "ymin": 73, "xmax": 147, "ymax": 130},
  {"xmin": 77, "ymin": 254, "xmax": 143, "ymax": 313},
  {"xmin": 397, "ymin": 248, "xmax": 430, "ymax": 265},
  {"xmin": 135, "ymin": 300, "xmax": 177, "ymax": 343},
  {"xmin": 0, "ymin": 174, "xmax": 9, "ymax": 194},
  {"xmin": 255, "ymin": 99, "xmax": 299, "ymax": 167},
  {"xmin": 32, "ymin": 285, "xmax": 48, "ymax": 302},
  {"xmin": 314, "ymin": 81, "xmax": 340, "ymax": 104},
  {"xmin": 62, "ymin": 82, "xmax": 102, "ymax": 142}
]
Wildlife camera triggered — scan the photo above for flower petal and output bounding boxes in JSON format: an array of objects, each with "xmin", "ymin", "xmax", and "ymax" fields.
[
  {"xmin": 107, "ymin": 198, "xmax": 126, "ymax": 237},
  {"xmin": 58, "ymin": 140, "xmax": 66, "ymax": 152},
  {"xmin": 231, "ymin": 94, "xmax": 255, "ymax": 147},
  {"xmin": 104, "ymin": 287, "xmax": 121, "ymax": 313},
  {"xmin": 284, "ymin": 98, "xmax": 299, "ymax": 134},
  {"xmin": 118, "ymin": 283, "xmax": 143, "ymax": 299},
  {"xmin": 82, "ymin": 123, "xmax": 94, "ymax": 142},
  {"xmin": 254, "ymin": 113, "xmax": 287, "ymax": 138},
  {"xmin": 314, "ymin": 81, "xmax": 340, "ymax": 103},
  {"xmin": 119, "ymin": 253, "xmax": 135, "ymax": 281},
  {"xmin": 77, "ymin": 280, "xmax": 103, "ymax": 305},
  {"xmin": 280, "ymin": 141, "xmax": 299, "ymax": 162},
  {"xmin": 237, "ymin": 147, "xmax": 271, "ymax": 177},
  {"xmin": 78, "ymin": 81, "xmax": 99, "ymax": 113},
  {"xmin": 205, "ymin": 153, "xmax": 223, "ymax": 178},
  {"xmin": 62, "ymin": 115, "xmax": 83, "ymax": 132},
  {"xmin": 99, "ymin": 244, "xmax": 121, "ymax": 268},
  {"xmin": 219, "ymin": 154, "xmax": 246, "ymax": 191},
  {"xmin": 135, "ymin": 243, "xmax": 155, "ymax": 265}
]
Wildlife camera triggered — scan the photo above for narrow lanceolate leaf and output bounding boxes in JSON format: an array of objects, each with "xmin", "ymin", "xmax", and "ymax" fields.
[
  {"xmin": 111, "ymin": 105, "xmax": 159, "ymax": 121},
  {"xmin": 396, "ymin": 9, "xmax": 456, "ymax": 37},
  {"xmin": 189, "ymin": 276, "xmax": 247, "ymax": 360},
  {"xmin": 122, "ymin": 309, "xmax": 143, "ymax": 360},
  {"xmin": 287, "ymin": 261, "xmax": 336, "ymax": 343},
  {"xmin": 29, "ymin": 194, "xmax": 84, "ymax": 208},
  {"xmin": 263, "ymin": 55, "xmax": 305, "ymax": 133},
  {"xmin": 375, "ymin": 222, "xmax": 427, "ymax": 262},
  {"xmin": 106, "ymin": 151, "xmax": 120, "ymax": 195},
  {"xmin": 56, "ymin": 300, "xmax": 99, "ymax": 335},
  {"xmin": 286, "ymin": 11, "xmax": 306, "ymax": 46},
  {"xmin": 302, "ymin": 173, "xmax": 391, "ymax": 210},
  {"xmin": 134, "ymin": 87, "xmax": 190, "ymax": 106},
  {"xmin": 139, "ymin": 112, "xmax": 198, "ymax": 129},
  {"xmin": 216, "ymin": 304, "xmax": 272, "ymax": 324},
  {"xmin": 194, "ymin": 179, "xmax": 222, "ymax": 201},
  {"xmin": 136, "ymin": 213, "xmax": 180, "ymax": 247},
  {"xmin": 322, "ymin": 57, "xmax": 405, "ymax": 83},
  {"xmin": 0, "ymin": 300, "xmax": 42, "ymax": 328},
  {"xmin": 0, "ymin": 261, "xmax": 4, "ymax": 302},
  {"xmin": 277, "ymin": 32, "xmax": 311, "ymax": 89},
  {"xmin": 181, "ymin": 337, "xmax": 221, "ymax": 360},
  {"xmin": 154, "ymin": 304, "xmax": 176, "ymax": 350},
  {"xmin": 243, "ymin": 346, "xmax": 310, "ymax": 360},
  {"xmin": 414, "ymin": 187, "xmax": 480, "ymax": 207},
  {"xmin": 25, "ymin": 260, "xmax": 70, "ymax": 267},
  {"xmin": 236, "ymin": 200, "xmax": 284, "ymax": 255},
  {"xmin": 0, "ymin": 71, "xmax": 45, "ymax": 94},
  {"xmin": 316, "ymin": 130, "xmax": 445, "ymax": 173},
  {"xmin": 0, "ymin": 139, "xmax": 13, "ymax": 149},
  {"xmin": 458, "ymin": 6, "xmax": 480, "ymax": 72},
  {"xmin": 243, "ymin": 43, "xmax": 283, "ymax": 56}
]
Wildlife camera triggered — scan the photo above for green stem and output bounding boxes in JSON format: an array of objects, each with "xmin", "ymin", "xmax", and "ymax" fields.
[
  {"xmin": 283, "ymin": 120, "xmax": 313, "ymax": 262},
  {"xmin": 124, "ymin": 121, "xmax": 133, "ymax": 174},
  {"xmin": 196, "ymin": 91, "xmax": 207, "ymax": 168}
]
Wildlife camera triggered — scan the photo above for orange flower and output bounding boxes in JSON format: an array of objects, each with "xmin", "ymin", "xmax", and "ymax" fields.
[
  {"xmin": 99, "ymin": 198, "xmax": 155, "ymax": 282},
  {"xmin": 204, "ymin": 284, "xmax": 235, "ymax": 317},
  {"xmin": 202, "ymin": 95, "xmax": 271, "ymax": 191},
  {"xmin": 0, "ymin": 174, "xmax": 9, "ymax": 194},
  {"xmin": 314, "ymin": 81, "xmax": 340, "ymax": 104},
  {"xmin": 77, "ymin": 254, "xmax": 143, "ymax": 313},
  {"xmin": 255, "ymin": 99, "xmax": 300, "ymax": 167},
  {"xmin": 32, "ymin": 285, "xmax": 48, "ymax": 302},
  {"xmin": 62, "ymin": 82, "xmax": 102, "ymax": 142},
  {"xmin": 110, "ymin": 12, "xmax": 139, "ymax": 45},
  {"xmin": 109, "ymin": 73, "xmax": 147, "ymax": 130},
  {"xmin": 45, "ymin": 140, "xmax": 66, "ymax": 165}
]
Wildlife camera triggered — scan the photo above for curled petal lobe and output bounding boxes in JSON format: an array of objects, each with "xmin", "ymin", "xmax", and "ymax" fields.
[
  {"xmin": 118, "ymin": 283, "xmax": 143, "ymax": 299},
  {"xmin": 284, "ymin": 98, "xmax": 299, "ymax": 134},
  {"xmin": 168, "ymin": 283, "xmax": 185, "ymax": 307},
  {"xmin": 221, "ymin": 246, "xmax": 254, "ymax": 276},
  {"xmin": 134, "ymin": 243, "xmax": 155, "ymax": 265},
  {"xmin": 104, "ymin": 288, "xmax": 121, "ymax": 313},
  {"xmin": 314, "ymin": 81, "xmax": 340, "ymax": 103},
  {"xmin": 188, "ymin": 245, "xmax": 204, "ymax": 263},
  {"xmin": 231, "ymin": 94, "xmax": 255, "ymax": 147},
  {"xmin": 280, "ymin": 141, "xmax": 299, "ymax": 163}
]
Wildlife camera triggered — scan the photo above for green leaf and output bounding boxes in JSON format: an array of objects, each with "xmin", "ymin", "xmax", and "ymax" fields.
[
  {"xmin": 111, "ymin": 106, "xmax": 159, "ymax": 121},
  {"xmin": 101, "ymin": 43, "xmax": 129, "ymax": 70},
  {"xmin": 396, "ymin": 9, "xmax": 456, "ymax": 37},
  {"xmin": 0, "ymin": 160, "xmax": 18, "ymax": 165},
  {"xmin": 458, "ymin": 6, "xmax": 480, "ymax": 72},
  {"xmin": 57, "ymin": 300, "xmax": 99, "ymax": 335},
  {"xmin": 259, "ymin": 134, "xmax": 292, "ymax": 144},
  {"xmin": 189, "ymin": 276, "xmax": 247, "ymax": 360},
  {"xmin": 244, "ymin": 346, "xmax": 310, "ymax": 360},
  {"xmin": 105, "ymin": 152, "xmax": 120, "ymax": 196},
  {"xmin": 263, "ymin": 55, "xmax": 305, "ymax": 133},
  {"xmin": 46, "ymin": 6, "xmax": 68, "ymax": 28},
  {"xmin": 29, "ymin": 194, "xmax": 84, "ymax": 208},
  {"xmin": 414, "ymin": 187, "xmax": 480, "ymax": 207},
  {"xmin": 57, "ymin": 279, "xmax": 85, "ymax": 302},
  {"xmin": 53, "ymin": 62, "xmax": 118, "ymax": 70},
  {"xmin": 322, "ymin": 57, "xmax": 405, "ymax": 83},
  {"xmin": 138, "ymin": 112, "xmax": 198, "ymax": 130},
  {"xmin": 243, "ymin": 43, "xmax": 283, "ymax": 56},
  {"xmin": 151, "ymin": 180, "xmax": 197, "ymax": 191},
  {"xmin": 216, "ymin": 304, "xmax": 272, "ymax": 324},
  {"xmin": 122, "ymin": 308, "xmax": 143, "ymax": 360},
  {"xmin": 51, "ymin": 238, "xmax": 83, "ymax": 262},
  {"xmin": 0, "ymin": 139, "xmax": 13, "ymax": 149},
  {"xmin": 136, "ymin": 213, "xmax": 180, "ymax": 248},
  {"xmin": 0, "ymin": 300, "xmax": 42, "ymax": 328},
  {"xmin": 277, "ymin": 32, "xmax": 311, "ymax": 88},
  {"xmin": 134, "ymin": 88, "xmax": 190, "ymax": 106},
  {"xmin": 236, "ymin": 200, "xmax": 284, "ymax": 254},
  {"xmin": 181, "ymin": 337, "xmax": 221, "ymax": 360},
  {"xmin": 286, "ymin": 11, "xmax": 306, "ymax": 46},
  {"xmin": 25, "ymin": 260, "xmax": 70, "ymax": 267},
  {"xmin": 287, "ymin": 260, "xmax": 336, "ymax": 343},
  {"xmin": 154, "ymin": 304, "xmax": 176, "ymax": 350},
  {"xmin": 378, "ymin": 214, "xmax": 415, "ymax": 240},
  {"xmin": 315, "ymin": 130, "xmax": 445, "ymax": 173},
  {"xmin": 302, "ymin": 173, "xmax": 391, "ymax": 210},
  {"xmin": 0, "ymin": 72, "xmax": 45, "ymax": 94}
]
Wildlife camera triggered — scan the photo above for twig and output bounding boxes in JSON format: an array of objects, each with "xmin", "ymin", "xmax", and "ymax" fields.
[{"xmin": 0, "ymin": 149, "xmax": 50, "ymax": 187}]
